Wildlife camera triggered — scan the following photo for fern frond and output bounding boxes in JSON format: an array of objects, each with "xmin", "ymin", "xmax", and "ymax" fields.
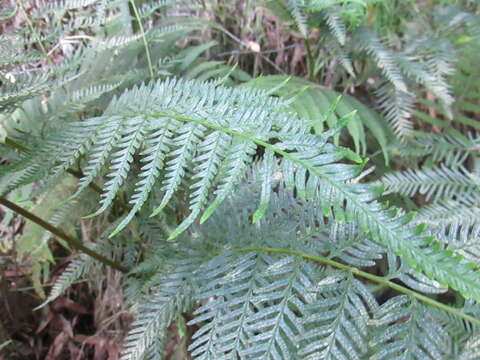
[
  {"xmin": 120, "ymin": 175, "xmax": 480, "ymax": 359},
  {"xmin": 39, "ymin": 239, "xmax": 114, "ymax": 307},
  {"xmin": 189, "ymin": 251, "xmax": 317, "ymax": 359},
  {"xmin": 239, "ymin": 255, "xmax": 314, "ymax": 359},
  {"xmin": 0, "ymin": 72, "xmax": 50, "ymax": 113},
  {"xmin": 356, "ymin": 30, "xmax": 407, "ymax": 92},
  {"xmin": 414, "ymin": 132, "xmax": 479, "ymax": 166},
  {"xmin": 436, "ymin": 220, "xmax": 480, "ymax": 265},
  {"xmin": 325, "ymin": 221, "xmax": 385, "ymax": 268},
  {"xmin": 39, "ymin": 0, "xmax": 101, "ymax": 11},
  {"xmin": 244, "ymin": 75, "xmax": 390, "ymax": 161},
  {"xmin": 88, "ymin": 116, "xmax": 149, "ymax": 217},
  {"xmin": 6, "ymin": 78, "xmax": 480, "ymax": 301},
  {"xmin": 379, "ymin": 165, "xmax": 480, "ymax": 203},
  {"xmin": 330, "ymin": 39, "xmax": 355, "ymax": 77},
  {"xmin": 286, "ymin": 0, "xmax": 308, "ymax": 37},
  {"xmin": 418, "ymin": 201, "xmax": 480, "ymax": 226},
  {"xmin": 41, "ymin": 255, "xmax": 92, "ymax": 306},
  {"xmin": 374, "ymin": 82, "xmax": 414, "ymax": 140},
  {"xmin": 299, "ymin": 271, "xmax": 377, "ymax": 360},
  {"xmin": 187, "ymin": 251, "xmax": 263, "ymax": 359},
  {"xmin": 324, "ymin": 7, "xmax": 347, "ymax": 46},
  {"xmin": 370, "ymin": 296, "xmax": 451, "ymax": 359},
  {"xmin": 395, "ymin": 49, "xmax": 454, "ymax": 114},
  {"xmin": 120, "ymin": 252, "xmax": 201, "ymax": 360}
]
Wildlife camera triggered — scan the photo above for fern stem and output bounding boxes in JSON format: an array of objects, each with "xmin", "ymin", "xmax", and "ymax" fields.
[
  {"xmin": 129, "ymin": 0, "xmax": 154, "ymax": 79},
  {"xmin": 234, "ymin": 246, "xmax": 480, "ymax": 327},
  {"xmin": 304, "ymin": 37, "xmax": 314, "ymax": 81},
  {"xmin": 4, "ymin": 137, "xmax": 103, "ymax": 195},
  {"xmin": 0, "ymin": 197, "xmax": 128, "ymax": 273}
]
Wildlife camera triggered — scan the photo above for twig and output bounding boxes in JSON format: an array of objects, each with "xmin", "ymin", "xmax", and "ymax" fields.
[
  {"xmin": 129, "ymin": 0, "xmax": 154, "ymax": 79},
  {"xmin": 0, "ymin": 197, "xmax": 127, "ymax": 273}
]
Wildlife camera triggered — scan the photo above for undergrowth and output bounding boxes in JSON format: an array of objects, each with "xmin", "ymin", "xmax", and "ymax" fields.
[{"xmin": 1, "ymin": 0, "xmax": 480, "ymax": 359}]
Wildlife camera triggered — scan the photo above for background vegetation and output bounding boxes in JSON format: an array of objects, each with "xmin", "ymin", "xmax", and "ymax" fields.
[{"xmin": 0, "ymin": 0, "xmax": 479, "ymax": 359}]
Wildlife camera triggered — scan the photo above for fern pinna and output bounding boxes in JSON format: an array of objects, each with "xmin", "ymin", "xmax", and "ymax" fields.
[{"xmin": 2, "ymin": 76, "xmax": 480, "ymax": 358}]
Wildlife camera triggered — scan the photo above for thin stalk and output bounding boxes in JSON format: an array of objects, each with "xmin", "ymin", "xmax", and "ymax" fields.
[
  {"xmin": 129, "ymin": 0, "xmax": 154, "ymax": 79},
  {"xmin": 17, "ymin": 0, "xmax": 48, "ymax": 57},
  {"xmin": 304, "ymin": 37, "xmax": 314, "ymax": 81},
  {"xmin": 0, "ymin": 197, "xmax": 127, "ymax": 273},
  {"xmin": 234, "ymin": 246, "xmax": 480, "ymax": 327}
]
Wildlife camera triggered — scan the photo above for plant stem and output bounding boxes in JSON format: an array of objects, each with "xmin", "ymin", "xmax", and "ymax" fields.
[
  {"xmin": 0, "ymin": 197, "xmax": 128, "ymax": 273},
  {"xmin": 304, "ymin": 37, "xmax": 314, "ymax": 81},
  {"xmin": 17, "ymin": 0, "xmax": 48, "ymax": 58},
  {"xmin": 234, "ymin": 246, "xmax": 480, "ymax": 327},
  {"xmin": 129, "ymin": 0, "xmax": 154, "ymax": 79}
]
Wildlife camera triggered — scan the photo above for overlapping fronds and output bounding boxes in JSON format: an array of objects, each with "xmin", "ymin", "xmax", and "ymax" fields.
[
  {"xmin": 189, "ymin": 252, "xmax": 317, "ymax": 359},
  {"xmin": 119, "ymin": 180, "xmax": 479, "ymax": 359},
  {"xmin": 5, "ymin": 77, "xmax": 480, "ymax": 303},
  {"xmin": 244, "ymin": 75, "xmax": 391, "ymax": 160},
  {"xmin": 2, "ymin": 1, "xmax": 479, "ymax": 359}
]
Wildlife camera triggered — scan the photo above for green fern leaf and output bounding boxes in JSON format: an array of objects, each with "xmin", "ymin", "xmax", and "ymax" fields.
[
  {"xmin": 378, "ymin": 165, "xmax": 480, "ymax": 203},
  {"xmin": 5, "ymin": 78, "xmax": 480, "ymax": 302},
  {"xmin": 300, "ymin": 271, "xmax": 377, "ymax": 360},
  {"xmin": 120, "ymin": 253, "xmax": 201, "ymax": 360},
  {"xmin": 370, "ymin": 296, "xmax": 451, "ymax": 360}
]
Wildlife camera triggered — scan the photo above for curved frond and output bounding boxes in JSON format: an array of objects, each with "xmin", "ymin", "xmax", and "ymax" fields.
[
  {"xmin": 285, "ymin": 0, "xmax": 308, "ymax": 37},
  {"xmin": 38, "ymin": 239, "xmax": 114, "ymax": 307},
  {"xmin": 356, "ymin": 30, "xmax": 407, "ymax": 93},
  {"xmin": 374, "ymin": 82, "xmax": 414, "ymax": 140}
]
